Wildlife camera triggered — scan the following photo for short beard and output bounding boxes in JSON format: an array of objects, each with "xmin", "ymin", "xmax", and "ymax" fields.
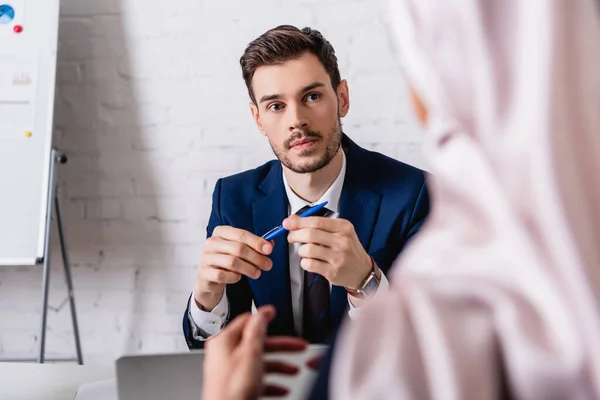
[{"xmin": 269, "ymin": 118, "xmax": 342, "ymax": 174}]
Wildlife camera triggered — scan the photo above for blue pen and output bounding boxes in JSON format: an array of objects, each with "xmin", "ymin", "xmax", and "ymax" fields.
[{"xmin": 261, "ymin": 201, "xmax": 329, "ymax": 241}]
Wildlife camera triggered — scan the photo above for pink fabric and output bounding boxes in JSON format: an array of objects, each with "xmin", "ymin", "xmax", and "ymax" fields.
[{"xmin": 331, "ymin": 1, "xmax": 600, "ymax": 398}]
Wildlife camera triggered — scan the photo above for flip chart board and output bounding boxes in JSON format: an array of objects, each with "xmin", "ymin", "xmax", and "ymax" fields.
[{"xmin": 0, "ymin": 0, "xmax": 60, "ymax": 265}]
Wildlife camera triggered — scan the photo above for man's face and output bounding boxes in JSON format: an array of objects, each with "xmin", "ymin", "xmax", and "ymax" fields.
[{"xmin": 249, "ymin": 52, "xmax": 350, "ymax": 173}]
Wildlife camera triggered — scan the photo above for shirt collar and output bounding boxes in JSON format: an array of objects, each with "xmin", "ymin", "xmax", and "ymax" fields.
[{"xmin": 282, "ymin": 150, "xmax": 346, "ymax": 215}]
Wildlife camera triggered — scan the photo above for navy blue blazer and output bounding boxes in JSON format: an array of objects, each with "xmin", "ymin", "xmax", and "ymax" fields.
[{"xmin": 183, "ymin": 135, "xmax": 429, "ymax": 349}]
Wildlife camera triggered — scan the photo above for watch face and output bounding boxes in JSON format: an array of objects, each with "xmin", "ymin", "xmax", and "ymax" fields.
[{"xmin": 362, "ymin": 274, "xmax": 379, "ymax": 298}]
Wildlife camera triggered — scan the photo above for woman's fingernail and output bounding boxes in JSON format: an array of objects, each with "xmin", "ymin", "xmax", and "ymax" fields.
[
  {"xmin": 262, "ymin": 244, "xmax": 272, "ymax": 254},
  {"xmin": 282, "ymin": 219, "xmax": 290, "ymax": 229}
]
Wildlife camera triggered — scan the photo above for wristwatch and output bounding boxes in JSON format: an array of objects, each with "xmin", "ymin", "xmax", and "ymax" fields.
[{"xmin": 345, "ymin": 256, "xmax": 382, "ymax": 300}]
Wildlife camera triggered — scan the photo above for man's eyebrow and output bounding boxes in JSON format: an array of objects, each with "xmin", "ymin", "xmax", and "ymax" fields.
[
  {"xmin": 299, "ymin": 82, "xmax": 326, "ymax": 93},
  {"xmin": 259, "ymin": 93, "xmax": 280, "ymax": 104},
  {"xmin": 258, "ymin": 82, "xmax": 327, "ymax": 104}
]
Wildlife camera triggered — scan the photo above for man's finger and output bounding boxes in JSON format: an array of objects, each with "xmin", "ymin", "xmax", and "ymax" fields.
[
  {"xmin": 297, "ymin": 243, "xmax": 331, "ymax": 263},
  {"xmin": 212, "ymin": 226, "xmax": 273, "ymax": 255},
  {"xmin": 299, "ymin": 257, "xmax": 330, "ymax": 277},
  {"xmin": 201, "ymin": 265, "xmax": 243, "ymax": 284},
  {"xmin": 264, "ymin": 336, "xmax": 308, "ymax": 352},
  {"xmin": 287, "ymin": 228, "xmax": 334, "ymax": 247},
  {"xmin": 218, "ymin": 239, "xmax": 273, "ymax": 272},
  {"xmin": 261, "ymin": 384, "xmax": 290, "ymax": 397},
  {"xmin": 204, "ymin": 252, "xmax": 262, "ymax": 279},
  {"xmin": 282, "ymin": 215, "xmax": 343, "ymax": 233},
  {"xmin": 264, "ymin": 360, "xmax": 300, "ymax": 375}
]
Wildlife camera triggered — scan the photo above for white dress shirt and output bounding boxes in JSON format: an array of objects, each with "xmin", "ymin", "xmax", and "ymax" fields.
[{"xmin": 188, "ymin": 150, "xmax": 389, "ymax": 340}]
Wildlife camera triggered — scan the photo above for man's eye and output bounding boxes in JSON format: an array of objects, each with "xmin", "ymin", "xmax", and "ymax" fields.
[
  {"xmin": 306, "ymin": 93, "xmax": 320, "ymax": 102},
  {"xmin": 268, "ymin": 103, "xmax": 284, "ymax": 111}
]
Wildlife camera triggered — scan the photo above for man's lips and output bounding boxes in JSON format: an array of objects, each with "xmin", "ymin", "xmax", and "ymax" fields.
[{"xmin": 290, "ymin": 138, "xmax": 317, "ymax": 148}]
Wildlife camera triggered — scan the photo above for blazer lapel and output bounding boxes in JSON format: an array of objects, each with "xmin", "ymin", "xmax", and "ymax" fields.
[
  {"xmin": 331, "ymin": 136, "xmax": 382, "ymax": 328},
  {"xmin": 252, "ymin": 163, "xmax": 295, "ymax": 334}
]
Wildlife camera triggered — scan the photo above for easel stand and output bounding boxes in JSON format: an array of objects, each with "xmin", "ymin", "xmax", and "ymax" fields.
[
  {"xmin": 37, "ymin": 148, "xmax": 83, "ymax": 364},
  {"xmin": 0, "ymin": 148, "xmax": 82, "ymax": 364}
]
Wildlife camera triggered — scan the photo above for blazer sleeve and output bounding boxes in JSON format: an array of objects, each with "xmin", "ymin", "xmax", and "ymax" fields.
[{"xmin": 182, "ymin": 178, "xmax": 253, "ymax": 349}]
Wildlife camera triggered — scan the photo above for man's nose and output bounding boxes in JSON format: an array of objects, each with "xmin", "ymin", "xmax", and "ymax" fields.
[{"xmin": 287, "ymin": 102, "xmax": 309, "ymax": 132}]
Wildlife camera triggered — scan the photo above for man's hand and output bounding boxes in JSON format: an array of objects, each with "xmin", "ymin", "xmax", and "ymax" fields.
[
  {"xmin": 194, "ymin": 226, "xmax": 274, "ymax": 311},
  {"xmin": 283, "ymin": 215, "xmax": 372, "ymax": 290},
  {"xmin": 202, "ymin": 305, "xmax": 308, "ymax": 400}
]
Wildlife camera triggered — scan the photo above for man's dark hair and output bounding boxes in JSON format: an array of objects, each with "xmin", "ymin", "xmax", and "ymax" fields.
[{"xmin": 240, "ymin": 25, "xmax": 341, "ymax": 104}]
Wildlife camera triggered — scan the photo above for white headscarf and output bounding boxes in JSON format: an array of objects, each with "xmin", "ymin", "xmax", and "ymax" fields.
[{"xmin": 331, "ymin": 0, "xmax": 600, "ymax": 398}]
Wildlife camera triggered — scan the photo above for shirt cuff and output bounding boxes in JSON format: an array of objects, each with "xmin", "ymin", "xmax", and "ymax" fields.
[
  {"xmin": 347, "ymin": 272, "xmax": 389, "ymax": 320},
  {"xmin": 188, "ymin": 290, "xmax": 229, "ymax": 340}
]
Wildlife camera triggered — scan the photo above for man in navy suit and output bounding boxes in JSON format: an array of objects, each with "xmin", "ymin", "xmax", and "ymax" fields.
[{"xmin": 183, "ymin": 25, "xmax": 429, "ymax": 349}]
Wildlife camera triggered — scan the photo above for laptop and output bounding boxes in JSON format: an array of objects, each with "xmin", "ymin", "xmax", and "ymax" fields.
[{"xmin": 113, "ymin": 345, "xmax": 326, "ymax": 400}]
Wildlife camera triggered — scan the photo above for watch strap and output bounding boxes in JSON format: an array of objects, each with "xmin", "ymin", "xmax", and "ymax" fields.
[{"xmin": 345, "ymin": 256, "xmax": 381, "ymax": 299}]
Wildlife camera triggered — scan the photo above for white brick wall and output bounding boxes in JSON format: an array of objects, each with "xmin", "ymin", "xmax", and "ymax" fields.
[{"xmin": 0, "ymin": 0, "xmax": 425, "ymax": 364}]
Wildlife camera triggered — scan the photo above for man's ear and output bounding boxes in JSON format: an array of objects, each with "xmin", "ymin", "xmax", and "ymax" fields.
[
  {"xmin": 337, "ymin": 79, "xmax": 350, "ymax": 118},
  {"xmin": 249, "ymin": 102, "xmax": 267, "ymax": 136}
]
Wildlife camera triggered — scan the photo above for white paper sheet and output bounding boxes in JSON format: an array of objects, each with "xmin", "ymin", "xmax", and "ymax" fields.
[
  {"xmin": 0, "ymin": 53, "xmax": 38, "ymax": 102},
  {"xmin": 0, "ymin": 52, "xmax": 37, "ymax": 138}
]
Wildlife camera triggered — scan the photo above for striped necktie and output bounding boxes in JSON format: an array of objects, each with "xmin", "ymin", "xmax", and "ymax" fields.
[{"xmin": 296, "ymin": 204, "xmax": 332, "ymax": 343}]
